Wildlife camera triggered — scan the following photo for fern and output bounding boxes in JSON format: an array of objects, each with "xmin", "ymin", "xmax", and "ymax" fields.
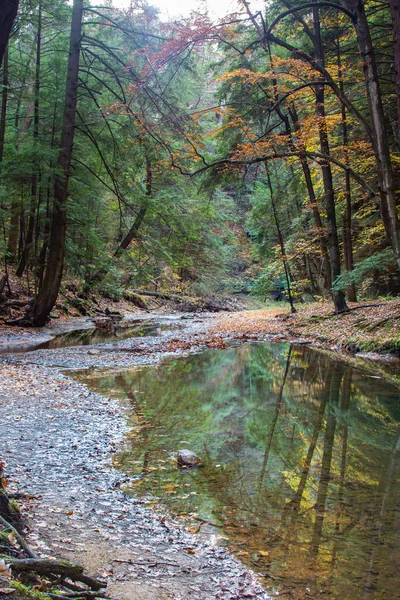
[{"xmin": 332, "ymin": 249, "xmax": 396, "ymax": 291}]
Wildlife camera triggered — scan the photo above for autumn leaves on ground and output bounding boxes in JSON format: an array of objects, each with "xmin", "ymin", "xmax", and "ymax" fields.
[{"xmin": 162, "ymin": 299, "xmax": 400, "ymax": 356}]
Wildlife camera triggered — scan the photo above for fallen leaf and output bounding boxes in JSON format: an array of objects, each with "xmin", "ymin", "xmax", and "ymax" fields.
[
  {"xmin": 7, "ymin": 532, "xmax": 18, "ymax": 548},
  {"xmin": 0, "ymin": 561, "xmax": 12, "ymax": 579}
]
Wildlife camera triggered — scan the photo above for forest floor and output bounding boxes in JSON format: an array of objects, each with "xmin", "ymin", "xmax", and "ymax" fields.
[{"xmin": 1, "ymin": 297, "xmax": 400, "ymax": 599}]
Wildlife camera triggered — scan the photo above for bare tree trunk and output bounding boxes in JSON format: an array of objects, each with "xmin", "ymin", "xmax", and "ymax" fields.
[
  {"xmin": 30, "ymin": 0, "xmax": 83, "ymax": 326},
  {"xmin": 342, "ymin": 0, "xmax": 400, "ymax": 271},
  {"xmin": 288, "ymin": 102, "xmax": 332, "ymax": 293},
  {"xmin": 0, "ymin": 45, "xmax": 8, "ymax": 164},
  {"xmin": 338, "ymin": 40, "xmax": 357, "ymax": 302},
  {"xmin": 313, "ymin": 3, "xmax": 348, "ymax": 313},
  {"xmin": 0, "ymin": 0, "xmax": 19, "ymax": 69},
  {"xmin": 390, "ymin": 0, "xmax": 400, "ymax": 143},
  {"xmin": 16, "ymin": 2, "xmax": 42, "ymax": 278},
  {"xmin": 266, "ymin": 166, "xmax": 296, "ymax": 313}
]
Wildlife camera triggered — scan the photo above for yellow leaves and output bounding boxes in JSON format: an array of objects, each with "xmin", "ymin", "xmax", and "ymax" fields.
[
  {"xmin": 162, "ymin": 483, "xmax": 178, "ymax": 494},
  {"xmin": 228, "ymin": 135, "xmax": 292, "ymax": 163},
  {"xmin": 218, "ymin": 68, "xmax": 270, "ymax": 85}
]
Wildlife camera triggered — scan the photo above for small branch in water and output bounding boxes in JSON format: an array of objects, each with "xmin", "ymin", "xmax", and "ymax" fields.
[
  {"xmin": 112, "ymin": 558, "xmax": 180, "ymax": 568},
  {"xmin": 191, "ymin": 515, "xmax": 224, "ymax": 529}
]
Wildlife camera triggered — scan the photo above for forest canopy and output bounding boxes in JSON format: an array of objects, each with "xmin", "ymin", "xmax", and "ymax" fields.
[{"xmin": 0, "ymin": 0, "xmax": 399, "ymax": 324}]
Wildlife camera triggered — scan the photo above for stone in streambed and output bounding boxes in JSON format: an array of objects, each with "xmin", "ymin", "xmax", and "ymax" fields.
[{"xmin": 177, "ymin": 449, "xmax": 201, "ymax": 468}]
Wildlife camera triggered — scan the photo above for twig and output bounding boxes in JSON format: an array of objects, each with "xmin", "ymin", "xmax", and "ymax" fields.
[
  {"xmin": 48, "ymin": 592, "xmax": 110, "ymax": 599},
  {"xmin": 191, "ymin": 516, "xmax": 223, "ymax": 528},
  {"xmin": 112, "ymin": 558, "xmax": 180, "ymax": 568}
]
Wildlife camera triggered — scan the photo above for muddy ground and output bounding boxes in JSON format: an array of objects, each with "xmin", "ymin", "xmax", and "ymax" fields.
[{"xmin": 0, "ymin": 312, "xmax": 274, "ymax": 600}]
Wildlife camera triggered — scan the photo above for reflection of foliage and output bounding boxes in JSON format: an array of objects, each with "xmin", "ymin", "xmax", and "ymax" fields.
[{"xmin": 75, "ymin": 344, "xmax": 400, "ymax": 600}]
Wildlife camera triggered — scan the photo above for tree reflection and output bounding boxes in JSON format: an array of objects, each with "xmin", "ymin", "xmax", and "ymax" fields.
[{"xmin": 73, "ymin": 343, "xmax": 400, "ymax": 600}]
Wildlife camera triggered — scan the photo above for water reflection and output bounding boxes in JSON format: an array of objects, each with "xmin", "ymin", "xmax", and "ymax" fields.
[
  {"xmin": 73, "ymin": 344, "xmax": 400, "ymax": 599},
  {"xmin": 0, "ymin": 322, "xmax": 170, "ymax": 353}
]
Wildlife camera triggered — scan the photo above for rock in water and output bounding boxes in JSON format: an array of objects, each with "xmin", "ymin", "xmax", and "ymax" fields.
[{"xmin": 177, "ymin": 449, "xmax": 201, "ymax": 468}]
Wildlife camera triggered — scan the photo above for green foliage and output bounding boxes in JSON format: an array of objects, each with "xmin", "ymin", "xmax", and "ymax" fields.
[{"xmin": 332, "ymin": 249, "xmax": 396, "ymax": 293}]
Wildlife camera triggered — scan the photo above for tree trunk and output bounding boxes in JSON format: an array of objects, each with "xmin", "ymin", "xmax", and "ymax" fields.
[
  {"xmin": 288, "ymin": 102, "xmax": 332, "ymax": 293},
  {"xmin": 0, "ymin": 45, "xmax": 8, "ymax": 164},
  {"xmin": 338, "ymin": 40, "xmax": 357, "ymax": 302},
  {"xmin": 0, "ymin": 48, "xmax": 19, "ymax": 262},
  {"xmin": 313, "ymin": 3, "xmax": 348, "ymax": 313},
  {"xmin": 0, "ymin": 0, "xmax": 19, "ymax": 69},
  {"xmin": 342, "ymin": 0, "xmax": 400, "ymax": 270},
  {"xmin": 30, "ymin": 0, "xmax": 83, "ymax": 326},
  {"xmin": 16, "ymin": 2, "xmax": 42, "ymax": 278},
  {"xmin": 266, "ymin": 166, "xmax": 296, "ymax": 313},
  {"xmin": 390, "ymin": 0, "xmax": 400, "ymax": 143}
]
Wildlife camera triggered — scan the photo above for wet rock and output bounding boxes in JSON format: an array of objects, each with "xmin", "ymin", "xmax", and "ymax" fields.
[
  {"xmin": 88, "ymin": 349, "xmax": 100, "ymax": 355},
  {"xmin": 177, "ymin": 449, "xmax": 201, "ymax": 468}
]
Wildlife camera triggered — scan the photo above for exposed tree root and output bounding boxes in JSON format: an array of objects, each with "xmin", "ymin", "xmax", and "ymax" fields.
[
  {"xmin": 0, "ymin": 516, "xmax": 38, "ymax": 559},
  {"xmin": 5, "ymin": 558, "xmax": 104, "ymax": 591}
]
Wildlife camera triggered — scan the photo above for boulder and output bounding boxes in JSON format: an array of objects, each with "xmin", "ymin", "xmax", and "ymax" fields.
[{"xmin": 177, "ymin": 449, "xmax": 201, "ymax": 468}]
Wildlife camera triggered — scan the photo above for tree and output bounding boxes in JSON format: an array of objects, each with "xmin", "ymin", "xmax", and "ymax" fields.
[
  {"xmin": 30, "ymin": 0, "xmax": 83, "ymax": 325},
  {"xmin": 0, "ymin": 0, "xmax": 19, "ymax": 68}
]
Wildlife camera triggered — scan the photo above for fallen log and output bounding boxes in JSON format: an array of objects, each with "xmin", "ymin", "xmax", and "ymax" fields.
[{"xmin": 129, "ymin": 290, "xmax": 243, "ymax": 312}]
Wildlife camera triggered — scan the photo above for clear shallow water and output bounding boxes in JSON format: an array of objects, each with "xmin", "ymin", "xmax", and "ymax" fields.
[
  {"xmin": 0, "ymin": 321, "xmax": 176, "ymax": 353},
  {"xmin": 73, "ymin": 343, "xmax": 400, "ymax": 599}
]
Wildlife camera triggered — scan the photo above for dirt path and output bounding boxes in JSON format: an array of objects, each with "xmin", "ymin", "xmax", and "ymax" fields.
[{"xmin": 0, "ymin": 314, "xmax": 271, "ymax": 600}]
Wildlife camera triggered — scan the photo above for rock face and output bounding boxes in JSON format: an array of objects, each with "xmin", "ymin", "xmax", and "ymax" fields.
[{"xmin": 177, "ymin": 449, "xmax": 201, "ymax": 468}]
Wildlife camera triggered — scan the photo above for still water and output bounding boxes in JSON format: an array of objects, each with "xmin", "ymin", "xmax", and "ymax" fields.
[{"xmin": 74, "ymin": 343, "xmax": 400, "ymax": 599}]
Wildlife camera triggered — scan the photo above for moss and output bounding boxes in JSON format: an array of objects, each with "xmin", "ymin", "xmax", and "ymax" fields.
[
  {"xmin": 9, "ymin": 500, "xmax": 21, "ymax": 514},
  {"xmin": 8, "ymin": 581, "xmax": 52, "ymax": 600}
]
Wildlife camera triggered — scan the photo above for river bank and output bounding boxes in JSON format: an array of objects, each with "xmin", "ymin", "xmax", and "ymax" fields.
[{"xmin": 1, "ymin": 302, "xmax": 400, "ymax": 599}]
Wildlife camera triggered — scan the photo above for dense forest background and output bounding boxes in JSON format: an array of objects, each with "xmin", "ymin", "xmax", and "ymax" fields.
[{"xmin": 1, "ymin": 0, "xmax": 400, "ymax": 324}]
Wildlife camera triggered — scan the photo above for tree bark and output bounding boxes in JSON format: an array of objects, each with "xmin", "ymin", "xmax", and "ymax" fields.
[
  {"xmin": 16, "ymin": 2, "xmax": 42, "ymax": 278},
  {"xmin": 313, "ymin": 3, "xmax": 348, "ymax": 313},
  {"xmin": 266, "ymin": 166, "xmax": 296, "ymax": 313},
  {"xmin": 338, "ymin": 40, "xmax": 357, "ymax": 302},
  {"xmin": 0, "ymin": 45, "xmax": 8, "ymax": 164},
  {"xmin": 390, "ymin": 0, "xmax": 400, "ymax": 143},
  {"xmin": 0, "ymin": 0, "xmax": 19, "ymax": 69},
  {"xmin": 342, "ymin": 0, "xmax": 400, "ymax": 270},
  {"xmin": 288, "ymin": 102, "xmax": 332, "ymax": 292},
  {"xmin": 30, "ymin": 0, "xmax": 83, "ymax": 326}
]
